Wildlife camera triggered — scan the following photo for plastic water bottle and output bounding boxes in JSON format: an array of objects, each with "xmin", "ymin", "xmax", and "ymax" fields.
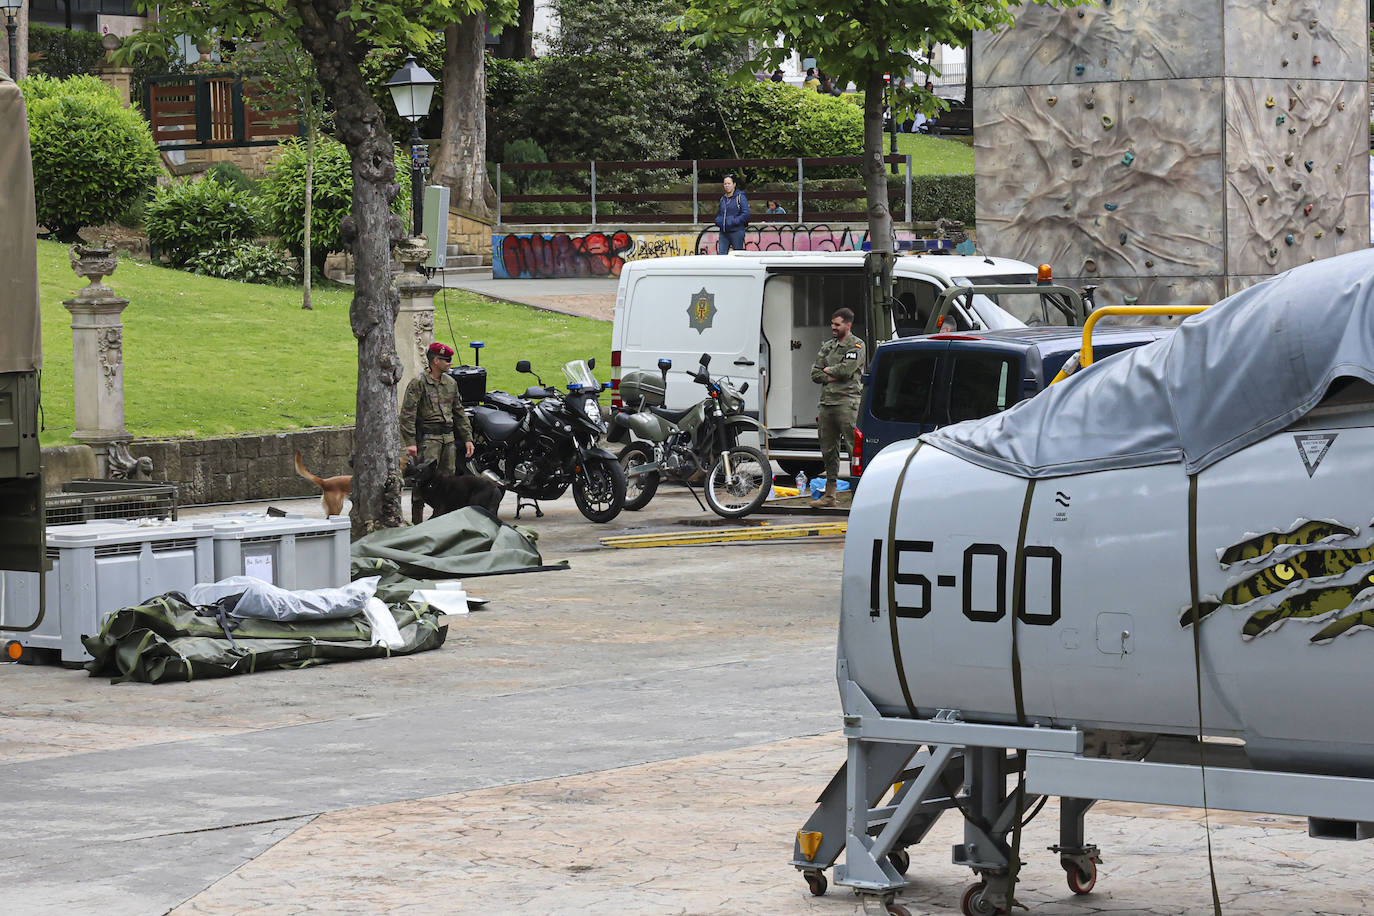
[{"xmin": 796, "ymin": 471, "xmax": 808, "ymax": 498}]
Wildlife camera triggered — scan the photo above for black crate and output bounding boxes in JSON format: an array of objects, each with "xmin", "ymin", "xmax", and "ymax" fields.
[
  {"xmin": 446, "ymin": 365, "xmax": 487, "ymax": 405},
  {"xmin": 46, "ymin": 479, "xmax": 179, "ymax": 526}
]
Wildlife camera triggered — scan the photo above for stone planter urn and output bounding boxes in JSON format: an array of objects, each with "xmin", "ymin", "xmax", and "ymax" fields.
[{"xmin": 69, "ymin": 244, "xmax": 118, "ymax": 298}]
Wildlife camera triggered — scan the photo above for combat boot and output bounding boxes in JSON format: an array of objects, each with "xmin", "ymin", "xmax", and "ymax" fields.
[{"xmin": 815, "ymin": 479, "xmax": 837, "ymax": 508}]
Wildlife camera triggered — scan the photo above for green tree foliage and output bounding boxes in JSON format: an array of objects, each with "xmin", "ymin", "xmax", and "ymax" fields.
[
  {"xmin": 516, "ymin": 0, "xmax": 741, "ymax": 163},
  {"xmin": 19, "ymin": 74, "xmax": 161, "ymax": 242},
  {"xmin": 258, "ymin": 137, "xmax": 411, "ymax": 275},
  {"xmin": 682, "ymin": 82, "xmax": 862, "ymax": 162},
  {"xmin": 28, "ymin": 24, "xmax": 106, "ymax": 79},
  {"xmin": 186, "ymin": 241, "xmax": 294, "ymax": 284},
  {"xmin": 144, "ymin": 178, "xmax": 262, "ymax": 266}
]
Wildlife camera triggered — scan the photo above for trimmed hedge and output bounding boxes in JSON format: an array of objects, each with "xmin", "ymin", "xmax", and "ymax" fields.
[
  {"xmin": 910, "ymin": 174, "xmax": 974, "ymax": 224},
  {"xmin": 144, "ymin": 178, "xmax": 261, "ymax": 266},
  {"xmin": 20, "ymin": 74, "xmax": 161, "ymax": 242},
  {"xmin": 28, "ymin": 25, "xmax": 105, "ymax": 80}
]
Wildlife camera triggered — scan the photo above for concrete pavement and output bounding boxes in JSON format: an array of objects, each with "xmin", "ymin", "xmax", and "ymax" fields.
[
  {"xmin": 2, "ymin": 489, "xmax": 1373, "ymax": 914},
  {"xmin": 434, "ymin": 270, "xmax": 618, "ymax": 322}
]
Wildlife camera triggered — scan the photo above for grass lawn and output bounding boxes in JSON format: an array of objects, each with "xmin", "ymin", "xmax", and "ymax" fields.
[
  {"xmin": 894, "ymin": 132, "xmax": 974, "ymax": 174},
  {"xmin": 36, "ymin": 240, "xmax": 611, "ymax": 447}
]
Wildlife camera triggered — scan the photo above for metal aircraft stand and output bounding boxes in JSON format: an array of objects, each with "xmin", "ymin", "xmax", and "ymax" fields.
[{"xmin": 794, "ymin": 670, "xmax": 1374, "ymax": 916}]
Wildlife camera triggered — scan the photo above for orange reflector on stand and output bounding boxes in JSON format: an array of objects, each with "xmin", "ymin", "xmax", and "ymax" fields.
[
  {"xmin": 6, "ymin": 641, "xmax": 23, "ymax": 661},
  {"xmin": 798, "ymin": 830, "xmax": 823, "ymax": 861}
]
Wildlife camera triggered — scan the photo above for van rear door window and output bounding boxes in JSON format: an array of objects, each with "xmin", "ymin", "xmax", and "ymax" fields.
[
  {"xmin": 870, "ymin": 351, "xmax": 940, "ymax": 423},
  {"xmin": 946, "ymin": 353, "xmax": 1018, "ymax": 422}
]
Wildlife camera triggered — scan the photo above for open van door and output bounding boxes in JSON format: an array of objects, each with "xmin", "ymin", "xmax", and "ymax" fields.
[{"xmin": 0, "ymin": 72, "xmax": 48, "ymax": 636}]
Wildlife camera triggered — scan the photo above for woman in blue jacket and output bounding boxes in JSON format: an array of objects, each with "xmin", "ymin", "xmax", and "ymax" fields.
[{"xmin": 713, "ymin": 174, "xmax": 750, "ymax": 254}]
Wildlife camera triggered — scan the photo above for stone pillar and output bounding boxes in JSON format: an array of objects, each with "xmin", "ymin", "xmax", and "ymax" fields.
[
  {"xmin": 394, "ymin": 237, "xmax": 441, "ymax": 399},
  {"xmin": 64, "ymin": 245, "xmax": 130, "ymax": 477},
  {"xmin": 94, "ymin": 34, "xmax": 134, "ymax": 108}
]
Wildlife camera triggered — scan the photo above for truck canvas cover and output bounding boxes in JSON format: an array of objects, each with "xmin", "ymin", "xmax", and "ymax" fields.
[
  {"xmin": 0, "ymin": 72, "xmax": 40, "ymax": 375},
  {"xmin": 926, "ymin": 249, "xmax": 1374, "ymax": 478}
]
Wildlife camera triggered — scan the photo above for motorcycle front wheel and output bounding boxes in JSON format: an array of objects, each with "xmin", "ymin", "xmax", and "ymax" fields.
[
  {"xmin": 618, "ymin": 444, "xmax": 659, "ymax": 511},
  {"xmin": 573, "ymin": 455, "xmax": 627, "ymax": 523},
  {"xmin": 703, "ymin": 445, "xmax": 771, "ymax": 519}
]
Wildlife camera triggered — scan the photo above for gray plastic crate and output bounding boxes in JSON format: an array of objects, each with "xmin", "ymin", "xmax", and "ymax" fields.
[
  {"xmin": 2, "ymin": 518, "xmax": 216, "ymax": 664},
  {"xmin": 207, "ymin": 513, "xmax": 351, "ymax": 590}
]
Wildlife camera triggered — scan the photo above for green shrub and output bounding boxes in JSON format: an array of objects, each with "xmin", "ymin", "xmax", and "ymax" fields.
[
  {"xmin": 257, "ymin": 136, "xmax": 411, "ymax": 274},
  {"xmin": 186, "ymin": 241, "xmax": 293, "ymax": 284},
  {"xmin": 28, "ymin": 25, "xmax": 106, "ymax": 80},
  {"xmin": 144, "ymin": 177, "xmax": 261, "ymax": 266},
  {"xmin": 205, "ymin": 160, "xmax": 256, "ymax": 195},
  {"xmin": 909, "ymin": 174, "xmax": 974, "ymax": 224},
  {"xmin": 682, "ymin": 82, "xmax": 863, "ymax": 182},
  {"xmin": 20, "ymin": 74, "xmax": 161, "ymax": 242}
]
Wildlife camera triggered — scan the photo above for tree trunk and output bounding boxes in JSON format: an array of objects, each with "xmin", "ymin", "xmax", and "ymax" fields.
[
  {"xmin": 863, "ymin": 67, "xmax": 895, "ymax": 343},
  {"xmin": 302, "ymin": 115, "xmax": 314, "ymax": 309},
  {"xmin": 292, "ymin": 0, "xmax": 405, "ymax": 535},
  {"xmin": 431, "ymin": 12, "xmax": 497, "ymax": 222},
  {"xmin": 495, "ymin": 0, "xmax": 535, "ymax": 59},
  {"xmin": 863, "ymin": 68, "xmax": 893, "ymax": 255}
]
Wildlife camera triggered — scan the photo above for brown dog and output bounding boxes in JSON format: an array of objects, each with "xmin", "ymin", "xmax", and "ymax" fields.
[{"xmin": 294, "ymin": 451, "xmax": 352, "ymax": 517}]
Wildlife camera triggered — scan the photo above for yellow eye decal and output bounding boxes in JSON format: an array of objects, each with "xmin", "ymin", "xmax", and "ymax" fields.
[{"xmin": 1274, "ymin": 563, "xmax": 1295, "ymax": 581}]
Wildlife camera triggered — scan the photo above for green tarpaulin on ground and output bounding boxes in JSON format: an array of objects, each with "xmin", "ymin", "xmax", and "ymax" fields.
[
  {"xmin": 350, "ymin": 507, "xmax": 567, "ymax": 602},
  {"xmin": 83, "ymin": 593, "xmax": 446, "ymax": 684}
]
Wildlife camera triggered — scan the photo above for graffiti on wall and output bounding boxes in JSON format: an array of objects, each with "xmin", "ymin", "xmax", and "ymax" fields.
[{"xmin": 492, "ymin": 225, "xmax": 946, "ymax": 279}]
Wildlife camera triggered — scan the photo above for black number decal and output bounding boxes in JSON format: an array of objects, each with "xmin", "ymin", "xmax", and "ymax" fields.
[
  {"xmin": 1017, "ymin": 546, "xmax": 1062, "ymax": 626},
  {"xmin": 893, "ymin": 540, "xmax": 933, "ymax": 619},
  {"xmin": 870, "ymin": 539, "xmax": 882, "ymax": 618},
  {"xmin": 962, "ymin": 543, "xmax": 1007, "ymax": 622}
]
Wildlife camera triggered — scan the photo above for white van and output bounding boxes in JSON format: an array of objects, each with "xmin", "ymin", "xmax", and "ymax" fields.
[{"xmin": 610, "ymin": 250, "xmax": 1043, "ymax": 470}]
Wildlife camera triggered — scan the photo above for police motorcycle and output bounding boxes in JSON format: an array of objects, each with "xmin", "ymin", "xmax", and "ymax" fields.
[
  {"xmin": 610, "ymin": 353, "xmax": 772, "ymax": 519},
  {"xmin": 467, "ymin": 358, "xmax": 626, "ymax": 523}
]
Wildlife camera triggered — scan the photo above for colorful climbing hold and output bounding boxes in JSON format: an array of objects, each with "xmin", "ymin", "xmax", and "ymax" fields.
[
  {"xmin": 1104, "ymin": 202, "xmax": 1118, "ymax": 212},
  {"xmin": 1101, "ymin": 115, "xmax": 1114, "ymax": 129},
  {"xmin": 1285, "ymin": 234, "xmax": 1295, "ymax": 246},
  {"xmin": 1315, "ymin": 230, "xmax": 1324, "ymax": 239},
  {"xmin": 1276, "ymin": 114, "xmax": 1286, "ymax": 125},
  {"xmin": 1312, "ymin": 55, "xmax": 1321, "ymax": 65},
  {"xmin": 1291, "ymin": 180, "xmax": 1303, "ymax": 190},
  {"xmin": 1074, "ymin": 64, "xmax": 1085, "ymax": 76},
  {"xmin": 1258, "ymin": 195, "xmax": 1268, "ymax": 204},
  {"xmin": 1337, "ymin": 226, "xmax": 1346, "ymax": 234},
  {"xmin": 1047, "ymin": 96, "xmax": 1058, "ymax": 106},
  {"xmin": 1288, "ymin": 127, "xmax": 1297, "ymax": 135},
  {"xmin": 1304, "ymin": 204, "xmax": 1313, "ymax": 216},
  {"xmin": 1121, "ymin": 151, "xmax": 1135, "ymax": 166},
  {"xmin": 1284, "ymin": 153, "xmax": 1293, "ymax": 164},
  {"xmin": 1304, "ymin": 160, "xmax": 1314, "ymax": 172},
  {"xmin": 1265, "ymin": 96, "xmax": 1276, "ymax": 108},
  {"xmin": 1266, "ymin": 164, "xmax": 1275, "ymax": 173},
  {"xmin": 1119, "ymin": 232, "xmax": 1128, "ymax": 245},
  {"xmin": 1145, "ymin": 260, "xmax": 1154, "ymax": 268}
]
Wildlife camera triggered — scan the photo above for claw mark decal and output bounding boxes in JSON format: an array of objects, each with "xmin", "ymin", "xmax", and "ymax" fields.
[
  {"xmin": 1185, "ymin": 519, "xmax": 1374, "ymax": 643},
  {"xmin": 1218, "ymin": 520, "xmax": 1356, "ymax": 566}
]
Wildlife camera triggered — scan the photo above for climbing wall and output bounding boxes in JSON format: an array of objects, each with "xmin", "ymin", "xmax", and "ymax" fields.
[{"xmin": 973, "ymin": 0, "xmax": 1369, "ymax": 305}]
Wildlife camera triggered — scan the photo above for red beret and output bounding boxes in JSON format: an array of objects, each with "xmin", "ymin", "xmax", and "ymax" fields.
[{"xmin": 427, "ymin": 342, "xmax": 455, "ymax": 359}]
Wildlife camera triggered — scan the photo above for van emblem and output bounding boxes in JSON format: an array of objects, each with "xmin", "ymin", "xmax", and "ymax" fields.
[{"xmin": 687, "ymin": 288, "xmax": 717, "ymax": 333}]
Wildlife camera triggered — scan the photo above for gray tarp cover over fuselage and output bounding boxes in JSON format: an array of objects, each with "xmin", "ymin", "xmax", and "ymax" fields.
[{"xmin": 924, "ymin": 248, "xmax": 1374, "ymax": 479}]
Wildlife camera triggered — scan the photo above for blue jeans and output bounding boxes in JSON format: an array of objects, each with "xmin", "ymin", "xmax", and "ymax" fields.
[{"xmin": 717, "ymin": 229, "xmax": 746, "ymax": 254}]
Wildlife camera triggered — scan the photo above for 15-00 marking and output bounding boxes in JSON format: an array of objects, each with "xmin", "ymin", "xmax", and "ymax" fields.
[{"xmin": 869, "ymin": 539, "xmax": 1062, "ymax": 625}]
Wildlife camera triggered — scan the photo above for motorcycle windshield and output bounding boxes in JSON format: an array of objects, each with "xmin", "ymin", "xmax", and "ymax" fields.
[{"xmin": 562, "ymin": 360, "xmax": 600, "ymax": 392}]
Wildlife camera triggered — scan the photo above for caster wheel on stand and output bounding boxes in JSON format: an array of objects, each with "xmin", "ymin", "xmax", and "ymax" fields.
[
  {"xmin": 887, "ymin": 848, "xmax": 910, "ymax": 875},
  {"xmin": 804, "ymin": 870, "xmax": 828, "ymax": 896},
  {"xmin": 1064, "ymin": 857, "xmax": 1097, "ymax": 894},
  {"xmin": 885, "ymin": 903, "xmax": 912, "ymax": 916},
  {"xmin": 960, "ymin": 882, "xmax": 1005, "ymax": 916}
]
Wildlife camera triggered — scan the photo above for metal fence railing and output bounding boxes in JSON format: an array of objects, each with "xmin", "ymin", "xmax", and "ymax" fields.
[
  {"xmin": 495, "ymin": 154, "xmax": 913, "ymax": 227},
  {"xmin": 145, "ymin": 73, "xmax": 300, "ymax": 151}
]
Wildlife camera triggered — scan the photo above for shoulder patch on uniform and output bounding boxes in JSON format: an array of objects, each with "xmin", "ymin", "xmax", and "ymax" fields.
[
  {"xmin": 855, "ymin": 341, "xmax": 863, "ymax": 347},
  {"xmin": 844, "ymin": 351, "xmax": 858, "ymax": 359}
]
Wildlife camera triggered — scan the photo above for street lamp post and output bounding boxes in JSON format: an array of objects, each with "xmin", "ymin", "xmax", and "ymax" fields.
[
  {"xmin": 1, "ymin": 0, "xmax": 21, "ymax": 80},
  {"xmin": 386, "ymin": 55, "xmax": 438, "ymax": 238}
]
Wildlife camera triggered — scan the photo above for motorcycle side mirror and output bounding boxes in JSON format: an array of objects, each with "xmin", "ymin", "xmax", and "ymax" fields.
[
  {"xmin": 740, "ymin": 381, "xmax": 749, "ymax": 394},
  {"xmin": 699, "ymin": 353, "xmax": 711, "ymax": 367},
  {"xmin": 516, "ymin": 360, "xmax": 532, "ymax": 374},
  {"xmin": 587, "ymin": 357, "xmax": 596, "ymax": 370}
]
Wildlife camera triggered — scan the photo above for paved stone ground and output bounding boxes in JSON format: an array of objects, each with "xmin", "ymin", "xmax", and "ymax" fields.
[
  {"xmin": 435, "ymin": 273, "xmax": 617, "ymax": 322},
  {"xmin": 4, "ymin": 490, "xmax": 1373, "ymax": 914}
]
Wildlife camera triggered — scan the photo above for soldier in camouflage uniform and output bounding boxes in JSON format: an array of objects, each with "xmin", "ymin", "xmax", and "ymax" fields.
[
  {"xmin": 810, "ymin": 307, "xmax": 865, "ymax": 507},
  {"xmin": 401, "ymin": 342, "xmax": 475, "ymax": 521}
]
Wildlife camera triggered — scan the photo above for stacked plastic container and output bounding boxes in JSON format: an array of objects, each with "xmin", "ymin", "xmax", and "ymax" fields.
[{"xmin": 0, "ymin": 513, "xmax": 351, "ymax": 665}]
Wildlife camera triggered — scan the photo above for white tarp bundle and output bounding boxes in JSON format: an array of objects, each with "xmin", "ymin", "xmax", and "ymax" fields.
[{"xmin": 926, "ymin": 248, "xmax": 1374, "ymax": 478}]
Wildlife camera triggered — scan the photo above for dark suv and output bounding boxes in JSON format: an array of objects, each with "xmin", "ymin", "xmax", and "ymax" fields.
[{"xmin": 854, "ymin": 325, "xmax": 1173, "ymax": 474}]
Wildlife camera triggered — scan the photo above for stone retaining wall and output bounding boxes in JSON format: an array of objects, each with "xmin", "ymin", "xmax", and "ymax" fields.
[{"xmin": 129, "ymin": 427, "xmax": 355, "ymax": 505}]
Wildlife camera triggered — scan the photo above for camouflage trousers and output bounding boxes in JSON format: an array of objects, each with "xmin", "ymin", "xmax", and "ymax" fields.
[
  {"xmin": 818, "ymin": 401, "xmax": 858, "ymax": 482},
  {"xmin": 417, "ymin": 434, "xmax": 458, "ymax": 475}
]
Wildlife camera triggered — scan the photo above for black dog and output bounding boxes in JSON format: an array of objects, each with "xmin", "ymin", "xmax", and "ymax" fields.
[{"xmin": 413, "ymin": 460, "xmax": 504, "ymax": 518}]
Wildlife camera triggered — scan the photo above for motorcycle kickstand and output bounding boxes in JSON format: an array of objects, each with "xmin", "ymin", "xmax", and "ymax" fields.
[
  {"xmin": 682, "ymin": 482, "xmax": 708, "ymax": 513},
  {"xmin": 515, "ymin": 495, "xmax": 543, "ymax": 519}
]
